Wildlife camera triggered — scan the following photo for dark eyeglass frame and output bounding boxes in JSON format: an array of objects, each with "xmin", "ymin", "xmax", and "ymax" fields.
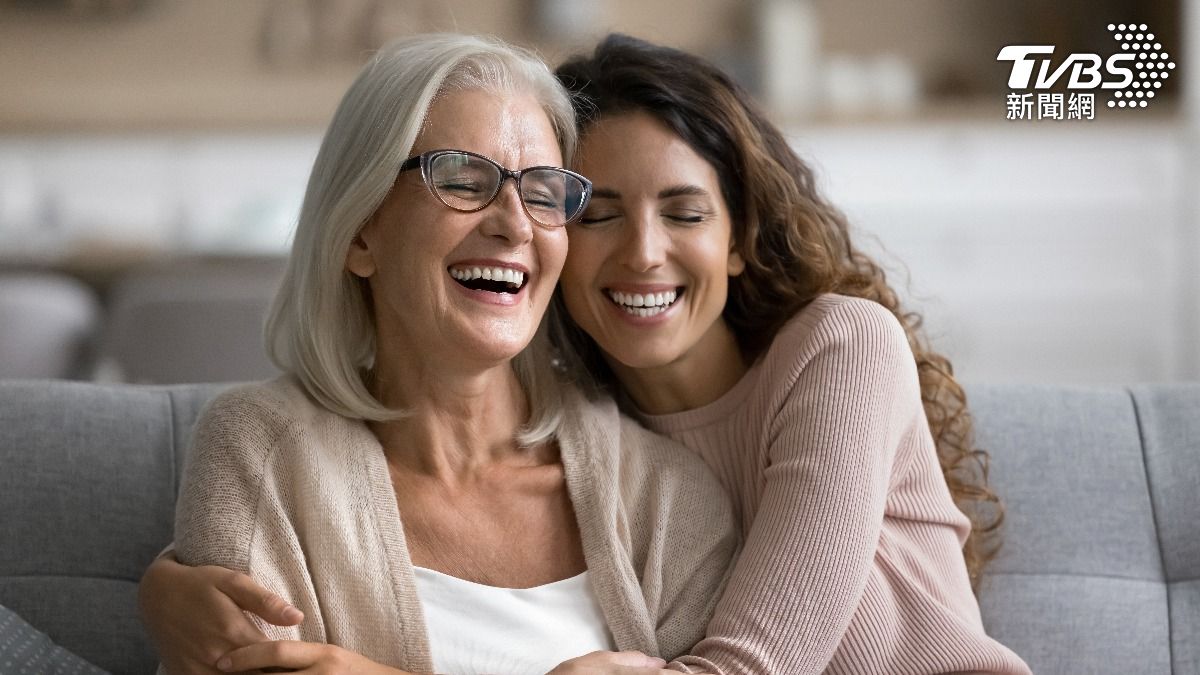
[{"xmin": 397, "ymin": 148, "xmax": 593, "ymax": 228}]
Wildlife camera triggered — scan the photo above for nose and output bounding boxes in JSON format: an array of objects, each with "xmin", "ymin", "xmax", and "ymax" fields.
[
  {"xmin": 479, "ymin": 178, "xmax": 534, "ymax": 245},
  {"xmin": 616, "ymin": 211, "xmax": 668, "ymax": 273}
]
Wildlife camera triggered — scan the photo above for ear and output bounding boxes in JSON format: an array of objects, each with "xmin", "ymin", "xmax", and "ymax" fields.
[
  {"xmin": 727, "ymin": 247, "xmax": 746, "ymax": 277},
  {"xmin": 345, "ymin": 229, "xmax": 377, "ymax": 278}
]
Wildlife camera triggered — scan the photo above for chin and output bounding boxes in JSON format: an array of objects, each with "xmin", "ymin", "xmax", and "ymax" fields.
[
  {"xmin": 605, "ymin": 344, "xmax": 678, "ymax": 372},
  {"xmin": 476, "ymin": 331, "xmax": 538, "ymax": 363}
]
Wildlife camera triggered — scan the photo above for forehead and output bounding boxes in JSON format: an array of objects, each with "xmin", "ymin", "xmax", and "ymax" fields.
[
  {"xmin": 413, "ymin": 89, "xmax": 562, "ymax": 167},
  {"xmin": 576, "ymin": 111, "xmax": 718, "ymax": 187}
]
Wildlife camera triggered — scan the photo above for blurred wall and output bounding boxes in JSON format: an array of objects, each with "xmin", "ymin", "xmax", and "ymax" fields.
[
  {"xmin": 0, "ymin": 0, "xmax": 1195, "ymax": 386},
  {"xmin": 0, "ymin": 0, "xmax": 746, "ymax": 130}
]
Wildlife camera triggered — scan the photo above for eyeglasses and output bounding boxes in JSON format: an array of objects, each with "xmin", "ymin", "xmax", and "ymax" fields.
[{"xmin": 398, "ymin": 149, "xmax": 593, "ymax": 228}]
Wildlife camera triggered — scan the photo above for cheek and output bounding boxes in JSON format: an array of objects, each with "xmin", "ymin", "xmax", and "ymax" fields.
[
  {"xmin": 534, "ymin": 228, "xmax": 570, "ymax": 285},
  {"xmin": 692, "ymin": 230, "xmax": 737, "ymax": 282},
  {"xmin": 560, "ymin": 250, "xmax": 585, "ymax": 286},
  {"xmin": 557, "ymin": 263, "xmax": 590, "ymax": 317},
  {"xmin": 563, "ymin": 230, "xmax": 610, "ymax": 282},
  {"xmin": 559, "ymin": 280, "xmax": 599, "ymax": 341},
  {"xmin": 558, "ymin": 240, "xmax": 599, "ymax": 320}
]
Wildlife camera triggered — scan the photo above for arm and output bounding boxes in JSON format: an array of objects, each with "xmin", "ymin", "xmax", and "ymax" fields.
[
  {"xmin": 669, "ymin": 303, "xmax": 913, "ymax": 675},
  {"xmin": 214, "ymin": 641, "xmax": 412, "ymax": 673},
  {"xmin": 547, "ymin": 651, "xmax": 675, "ymax": 675},
  {"xmin": 165, "ymin": 389, "xmax": 424, "ymax": 673},
  {"xmin": 138, "ymin": 553, "xmax": 302, "ymax": 674},
  {"xmin": 145, "ymin": 557, "xmax": 680, "ymax": 675},
  {"xmin": 154, "ymin": 389, "xmax": 314, "ymax": 673},
  {"xmin": 171, "ymin": 390, "xmax": 316, "ymax": 639}
]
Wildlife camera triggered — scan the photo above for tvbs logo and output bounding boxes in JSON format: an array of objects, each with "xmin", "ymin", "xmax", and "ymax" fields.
[
  {"xmin": 997, "ymin": 46, "xmax": 1134, "ymax": 90},
  {"xmin": 997, "ymin": 24, "xmax": 1174, "ymax": 118}
]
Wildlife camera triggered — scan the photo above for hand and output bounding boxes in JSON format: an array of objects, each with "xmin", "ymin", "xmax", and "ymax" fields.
[
  {"xmin": 547, "ymin": 650, "xmax": 673, "ymax": 674},
  {"xmin": 217, "ymin": 641, "xmax": 406, "ymax": 674},
  {"xmin": 138, "ymin": 554, "xmax": 304, "ymax": 674}
]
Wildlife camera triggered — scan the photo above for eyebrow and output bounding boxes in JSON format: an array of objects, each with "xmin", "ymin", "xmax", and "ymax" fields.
[
  {"xmin": 659, "ymin": 184, "xmax": 710, "ymax": 199},
  {"xmin": 589, "ymin": 184, "xmax": 711, "ymax": 200}
]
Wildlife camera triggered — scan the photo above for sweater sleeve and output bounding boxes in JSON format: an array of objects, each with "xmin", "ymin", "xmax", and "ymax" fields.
[
  {"xmin": 668, "ymin": 301, "xmax": 916, "ymax": 675},
  {"xmin": 172, "ymin": 387, "xmax": 317, "ymax": 643}
]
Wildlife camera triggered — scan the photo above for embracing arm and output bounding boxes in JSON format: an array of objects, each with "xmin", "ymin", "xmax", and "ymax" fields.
[
  {"xmin": 139, "ymin": 552, "xmax": 304, "ymax": 675},
  {"xmin": 668, "ymin": 303, "xmax": 913, "ymax": 675}
]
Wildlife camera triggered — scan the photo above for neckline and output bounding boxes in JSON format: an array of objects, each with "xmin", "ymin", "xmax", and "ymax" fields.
[
  {"xmin": 631, "ymin": 353, "xmax": 764, "ymax": 433},
  {"xmin": 412, "ymin": 566, "xmax": 590, "ymax": 592}
]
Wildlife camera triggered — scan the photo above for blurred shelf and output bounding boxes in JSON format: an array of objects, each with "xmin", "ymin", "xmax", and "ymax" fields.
[{"xmin": 771, "ymin": 97, "xmax": 1185, "ymax": 130}]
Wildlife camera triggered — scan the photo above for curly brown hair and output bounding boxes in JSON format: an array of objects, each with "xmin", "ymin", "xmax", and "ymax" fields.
[{"xmin": 553, "ymin": 34, "xmax": 1002, "ymax": 588}]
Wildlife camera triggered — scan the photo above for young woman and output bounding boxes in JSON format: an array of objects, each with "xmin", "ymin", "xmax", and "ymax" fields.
[{"xmin": 548, "ymin": 34, "xmax": 1031, "ymax": 674}]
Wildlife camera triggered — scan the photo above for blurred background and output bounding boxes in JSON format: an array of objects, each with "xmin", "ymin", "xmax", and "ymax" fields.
[{"xmin": 0, "ymin": 0, "xmax": 1195, "ymax": 386}]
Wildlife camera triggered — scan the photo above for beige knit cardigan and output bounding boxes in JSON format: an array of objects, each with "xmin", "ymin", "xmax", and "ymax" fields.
[{"xmin": 174, "ymin": 376, "xmax": 738, "ymax": 673}]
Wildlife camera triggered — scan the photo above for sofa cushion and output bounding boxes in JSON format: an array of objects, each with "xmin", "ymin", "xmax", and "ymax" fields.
[
  {"xmin": 1132, "ymin": 384, "xmax": 1200, "ymax": 674},
  {"xmin": 969, "ymin": 384, "xmax": 1170, "ymax": 674},
  {"xmin": 0, "ymin": 380, "xmax": 226, "ymax": 674}
]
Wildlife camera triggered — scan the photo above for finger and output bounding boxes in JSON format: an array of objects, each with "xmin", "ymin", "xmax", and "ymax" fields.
[
  {"xmin": 205, "ymin": 573, "xmax": 271, "ymax": 650},
  {"xmin": 214, "ymin": 569, "xmax": 304, "ymax": 626},
  {"xmin": 607, "ymin": 651, "xmax": 667, "ymax": 668},
  {"xmin": 140, "ymin": 559, "xmax": 262, "ymax": 666},
  {"xmin": 210, "ymin": 612, "xmax": 269, "ymax": 658},
  {"xmin": 216, "ymin": 640, "xmax": 320, "ymax": 672}
]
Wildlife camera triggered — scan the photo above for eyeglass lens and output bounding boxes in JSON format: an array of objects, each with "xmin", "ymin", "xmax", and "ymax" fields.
[{"xmin": 428, "ymin": 152, "xmax": 587, "ymax": 226}]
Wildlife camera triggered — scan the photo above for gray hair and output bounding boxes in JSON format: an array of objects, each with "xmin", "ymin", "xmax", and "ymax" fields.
[{"xmin": 264, "ymin": 34, "xmax": 575, "ymax": 444}]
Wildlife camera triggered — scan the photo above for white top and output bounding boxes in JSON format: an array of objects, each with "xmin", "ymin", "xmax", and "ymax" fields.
[{"xmin": 412, "ymin": 567, "xmax": 616, "ymax": 675}]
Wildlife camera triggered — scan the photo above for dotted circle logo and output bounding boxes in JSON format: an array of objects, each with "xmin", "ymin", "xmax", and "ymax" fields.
[{"xmin": 1106, "ymin": 23, "xmax": 1173, "ymax": 109}]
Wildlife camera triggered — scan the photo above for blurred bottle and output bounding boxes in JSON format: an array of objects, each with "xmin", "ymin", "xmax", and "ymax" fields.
[
  {"xmin": 528, "ymin": 0, "xmax": 600, "ymax": 45},
  {"xmin": 823, "ymin": 54, "xmax": 920, "ymax": 117},
  {"xmin": 756, "ymin": 0, "xmax": 821, "ymax": 117}
]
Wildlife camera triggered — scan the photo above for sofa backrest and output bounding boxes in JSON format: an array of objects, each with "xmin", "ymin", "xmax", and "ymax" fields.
[
  {"xmin": 96, "ymin": 259, "xmax": 284, "ymax": 384},
  {"xmin": 0, "ymin": 380, "xmax": 1197, "ymax": 674},
  {"xmin": 0, "ymin": 380, "xmax": 226, "ymax": 674},
  {"xmin": 971, "ymin": 384, "xmax": 1199, "ymax": 675}
]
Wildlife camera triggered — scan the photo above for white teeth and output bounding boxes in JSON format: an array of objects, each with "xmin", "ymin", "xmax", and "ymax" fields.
[
  {"xmin": 606, "ymin": 289, "xmax": 679, "ymax": 314},
  {"xmin": 450, "ymin": 265, "xmax": 526, "ymax": 288}
]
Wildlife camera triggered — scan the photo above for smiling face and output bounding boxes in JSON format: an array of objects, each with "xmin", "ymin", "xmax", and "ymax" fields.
[
  {"xmin": 346, "ymin": 88, "xmax": 568, "ymax": 372},
  {"xmin": 560, "ymin": 111, "xmax": 745, "ymax": 376}
]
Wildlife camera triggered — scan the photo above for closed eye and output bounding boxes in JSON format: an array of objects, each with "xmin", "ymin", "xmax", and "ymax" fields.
[
  {"xmin": 576, "ymin": 213, "xmax": 618, "ymax": 226},
  {"xmin": 663, "ymin": 210, "xmax": 710, "ymax": 225},
  {"xmin": 437, "ymin": 181, "xmax": 486, "ymax": 195},
  {"xmin": 522, "ymin": 189, "xmax": 561, "ymax": 210}
]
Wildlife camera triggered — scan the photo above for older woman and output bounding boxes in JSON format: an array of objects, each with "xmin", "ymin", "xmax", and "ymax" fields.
[{"xmin": 142, "ymin": 33, "xmax": 735, "ymax": 675}]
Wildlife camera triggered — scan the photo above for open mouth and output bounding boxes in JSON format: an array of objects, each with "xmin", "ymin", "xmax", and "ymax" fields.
[
  {"xmin": 605, "ymin": 288, "xmax": 682, "ymax": 317},
  {"xmin": 449, "ymin": 265, "xmax": 527, "ymax": 294}
]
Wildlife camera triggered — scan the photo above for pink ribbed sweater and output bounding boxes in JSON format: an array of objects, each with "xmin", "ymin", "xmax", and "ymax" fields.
[{"xmin": 651, "ymin": 294, "xmax": 1030, "ymax": 675}]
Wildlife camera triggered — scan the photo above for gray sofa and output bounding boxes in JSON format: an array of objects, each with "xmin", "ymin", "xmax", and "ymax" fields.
[{"xmin": 1, "ymin": 380, "xmax": 1197, "ymax": 674}]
